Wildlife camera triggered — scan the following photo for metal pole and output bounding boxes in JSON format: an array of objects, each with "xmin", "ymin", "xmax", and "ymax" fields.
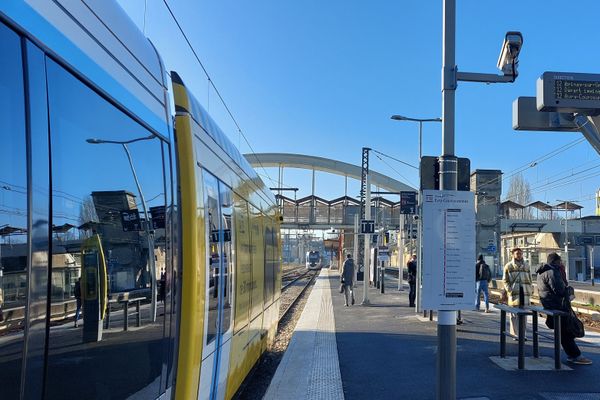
[
  {"xmin": 590, "ymin": 245, "xmax": 595, "ymax": 286},
  {"xmin": 416, "ymin": 121, "xmax": 423, "ymax": 311},
  {"xmin": 354, "ymin": 214, "xmax": 359, "ymax": 287},
  {"xmin": 438, "ymin": 1, "xmax": 457, "ymax": 399},
  {"xmin": 399, "ymin": 214, "xmax": 404, "ymax": 291},
  {"xmin": 564, "ymin": 202, "xmax": 570, "ymax": 281},
  {"xmin": 362, "ymin": 173, "xmax": 371, "ymax": 305},
  {"xmin": 419, "ymin": 121, "xmax": 423, "ymax": 160},
  {"xmin": 122, "ymin": 144, "xmax": 156, "ymax": 322}
]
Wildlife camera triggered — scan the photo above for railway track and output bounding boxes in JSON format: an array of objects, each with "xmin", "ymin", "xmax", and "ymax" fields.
[{"xmin": 279, "ymin": 270, "xmax": 318, "ymax": 322}]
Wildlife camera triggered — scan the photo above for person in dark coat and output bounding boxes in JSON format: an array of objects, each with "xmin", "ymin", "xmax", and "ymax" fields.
[
  {"xmin": 340, "ymin": 254, "xmax": 355, "ymax": 306},
  {"xmin": 536, "ymin": 252, "xmax": 592, "ymax": 365},
  {"xmin": 475, "ymin": 255, "xmax": 492, "ymax": 312},
  {"xmin": 407, "ymin": 255, "xmax": 417, "ymax": 308},
  {"xmin": 74, "ymin": 278, "xmax": 82, "ymax": 328}
]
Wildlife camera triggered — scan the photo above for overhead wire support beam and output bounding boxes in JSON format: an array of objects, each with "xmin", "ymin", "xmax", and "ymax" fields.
[{"xmin": 359, "ymin": 147, "xmax": 371, "ymax": 305}]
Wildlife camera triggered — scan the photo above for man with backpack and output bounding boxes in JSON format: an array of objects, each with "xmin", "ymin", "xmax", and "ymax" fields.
[{"xmin": 475, "ymin": 255, "xmax": 492, "ymax": 312}]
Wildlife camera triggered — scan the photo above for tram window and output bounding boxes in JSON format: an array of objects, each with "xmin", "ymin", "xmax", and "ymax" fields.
[
  {"xmin": 264, "ymin": 223, "xmax": 274, "ymax": 304},
  {"xmin": 202, "ymin": 170, "xmax": 220, "ymax": 345},
  {"xmin": 45, "ymin": 58, "xmax": 167, "ymax": 399},
  {"xmin": 219, "ymin": 184, "xmax": 233, "ymax": 334},
  {"xmin": 0, "ymin": 22, "xmax": 27, "ymax": 400},
  {"xmin": 249, "ymin": 205, "xmax": 264, "ymax": 318},
  {"xmin": 233, "ymin": 196, "xmax": 250, "ymax": 332}
]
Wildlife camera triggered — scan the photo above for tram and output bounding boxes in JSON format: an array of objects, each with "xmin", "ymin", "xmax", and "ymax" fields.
[
  {"xmin": 306, "ymin": 250, "xmax": 323, "ymax": 270},
  {"xmin": 0, "ymin": 2, "xmax": 280, "ymax": 400}
]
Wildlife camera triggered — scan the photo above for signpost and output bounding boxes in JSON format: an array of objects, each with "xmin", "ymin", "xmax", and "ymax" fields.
[
  {"xmin": 400, "ymin": 191, "xmax": 417, "ymax": 214},
  {"xmin": 120, "ymin": 209, "xmax": 141, "ymax": 232},
  {"xmin": 360, "ymin": 219, "xmax": 375, "ymax": 234},
  {"xmin": 421, "ymin": 190, "xmax": 476, "ymax": 310},
  {"xmin": 537, "ymin": 72, "xmax": 600, "ymax": 113}
]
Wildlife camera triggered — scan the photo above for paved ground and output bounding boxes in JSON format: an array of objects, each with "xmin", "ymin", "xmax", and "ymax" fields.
[{"xmin": 332, "ymin": 272, "xmax": 600, "ymax": 400}]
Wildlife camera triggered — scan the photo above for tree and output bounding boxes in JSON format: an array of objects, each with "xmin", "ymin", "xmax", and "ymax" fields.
[
  {"xmin": 78, "ymin": 196, "xmax": 98, "ymax": 238},
  {"xmin": 505, "ymin": 173, "xmax": 532, "ymax": 219}
]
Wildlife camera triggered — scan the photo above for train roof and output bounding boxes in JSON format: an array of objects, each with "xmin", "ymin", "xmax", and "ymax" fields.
[
  {"xmin": 1, "ymin": 1, "xmax": 171, "ymax": 138},
  {"xmin": 171, "ymin": 72, "xmax": 276, "ymax": 209}
]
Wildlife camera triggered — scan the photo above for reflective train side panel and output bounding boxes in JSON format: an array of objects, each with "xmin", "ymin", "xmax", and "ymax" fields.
[{"xmin": 0, "ymin": 1, "xmax": 280, "ymax": 399}]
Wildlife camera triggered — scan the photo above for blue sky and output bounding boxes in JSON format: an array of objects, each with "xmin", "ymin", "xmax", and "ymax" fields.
[{"xmin": 117, "ymin": 0, "xmax": 600, "ymax": 214}]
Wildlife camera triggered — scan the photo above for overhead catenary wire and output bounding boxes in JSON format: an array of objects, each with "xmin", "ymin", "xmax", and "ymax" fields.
[
  {"xmin": 372, "ymin": 153, "xmax": 418, "ymax": 190},
  {"xmin": 160, "ymin": 0, "xmax": 273, "ymax": 183},
  {"xmin": 479, "ymin": 138, "xmax": 586, "ymax": 192},
  {"xmin": 371, "ymin": 149, "xmax": 419, "ymax": 170}
]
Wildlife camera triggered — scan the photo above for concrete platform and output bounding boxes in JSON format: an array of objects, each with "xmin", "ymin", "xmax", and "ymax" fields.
[
  {"xmin": 266, "ymin": 269, "xmax": 600, "ymax": 400},
  {"xmin": 264, "ymin": 269, "xmax": 344, "ymax": 400}
]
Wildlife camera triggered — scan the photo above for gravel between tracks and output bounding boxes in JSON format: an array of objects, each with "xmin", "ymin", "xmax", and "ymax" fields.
[{"xmin": 232, "ymin": 273, "xmax": 317, "ymax": 400}]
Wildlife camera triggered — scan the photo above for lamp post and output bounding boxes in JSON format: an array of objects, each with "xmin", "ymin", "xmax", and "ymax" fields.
[
  {"xmin": 438, "ymin": 1, "xmax": 522, "ymax": 398},
  {"xmin": 87, "ymin": 135, "xmax": 158, "ymax": 322},
  {"xmin": 391, "ymin": 115, "xmax": 442, "ymax": 160},
  {"xmin": 391, "ymin": 115, "xmax": 441, "ymax": 311},
  {"xmin": 557, "ymin": 199, "xmax": 571, "ymax": 281}
]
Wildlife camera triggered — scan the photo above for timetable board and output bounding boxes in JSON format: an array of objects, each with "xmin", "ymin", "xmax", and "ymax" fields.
[{"xmin": 421, "ymin": 190, "xmax": 476, "ymax": 310}]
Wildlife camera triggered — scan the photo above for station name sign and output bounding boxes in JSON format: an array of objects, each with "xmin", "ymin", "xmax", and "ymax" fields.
[{"xmin": 537, "ymin": 71, "xmax": 600, "ymax": 114}]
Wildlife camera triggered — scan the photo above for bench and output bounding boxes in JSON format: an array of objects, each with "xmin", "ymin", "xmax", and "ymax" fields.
[
  {"xmin": 493, "ymin": 303, "xmax": 532, "ymax": 369},
  {"xmin": 105, "ymin": 296, "xmax": 146, "ymax": 331},
  {"xmin": 525, "ymin": 305, "xmax": 569, "ymax": 370}
]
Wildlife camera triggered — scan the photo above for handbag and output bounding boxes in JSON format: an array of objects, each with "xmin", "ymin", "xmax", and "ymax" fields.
[
  {"xmin": 566, "ymin": 309, "xmax": 585, "ymax": 338},
  {"xmin": 339, "ymin": 279, "xmax": 345, "ymax": 293},
  {"xmin": 499, "ymin": 289, "xmax": 508, "ymax": 304}
]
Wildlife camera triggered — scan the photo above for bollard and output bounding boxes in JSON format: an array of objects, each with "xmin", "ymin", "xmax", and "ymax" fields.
[
  {"xmin": 123, "ymin": 301, "xmax": 129, "ymax": 331},
  {"xmin": 532, "ymin": 311, "xmax": 539, "ymax": 358},
  {"xmin": 136, "ymin": 300, "xmax": 142, "ymax": 327},
  {"xmin": 500, "ymin": 310, "xmax": 506, "ymax": 358},
  {"xmin": 380, "ymin": 261, "xmax": 385, "ymax": 294},
  {"xmin": 518, "ymin": 313, "xmax": 525, "ymax": 369}
]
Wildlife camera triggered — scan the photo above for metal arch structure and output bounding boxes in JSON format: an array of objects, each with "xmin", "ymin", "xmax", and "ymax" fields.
[{"xmin": 243, "ymin": 153, "xmax": 416, "ymax": 192}]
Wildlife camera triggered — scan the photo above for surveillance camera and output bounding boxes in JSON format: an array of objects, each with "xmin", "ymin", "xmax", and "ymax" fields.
[
  {"xmin": 497, "ymin": 31, "xmax": 523, "ymax": 77},
  {"xmin": 413, "ymin": 215, "xmax": 420, "ymax": 221}
]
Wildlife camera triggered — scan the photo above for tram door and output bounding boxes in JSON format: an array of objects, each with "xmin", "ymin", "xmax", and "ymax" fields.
[{"xmin": 200, "ymin": 171, "xmax": 234, "ymax": 400}]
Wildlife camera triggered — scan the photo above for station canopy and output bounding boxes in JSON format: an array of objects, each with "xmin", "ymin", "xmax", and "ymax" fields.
[
  {"xmin": 553, "ymin": 201, "xmax": 583, "ymax": 211},
  {"xmin": 527, "ymin": 201, "xmax": 553, "ymax": 211}
]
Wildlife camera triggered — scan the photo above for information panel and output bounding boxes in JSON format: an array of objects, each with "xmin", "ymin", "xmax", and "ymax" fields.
[
  {"xmin": 537, "ymin": 71, "xmax": 600, "ymax": 113},
  {"xmin": 421, "ymin": 190, "xmax": 476, "ymax": 310}
]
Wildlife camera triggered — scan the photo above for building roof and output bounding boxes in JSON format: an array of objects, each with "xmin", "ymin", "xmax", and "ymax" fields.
[
  {"xmin": 554, "ymin": 201, "xmax": 583, "ymax": 210},
  {"xmin": 527, "ymin": 201, "xmax": 553, "ymax": 211},
  {"xmin": 501, "ymin": 200, "xmax": 525, "ymax": 209}
]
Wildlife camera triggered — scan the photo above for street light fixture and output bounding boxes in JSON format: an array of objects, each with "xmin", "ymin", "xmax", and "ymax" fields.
[
  {"xmin": 86, "ymin": 135, "xmax": 158, "ymax": 322},
  {"xmin": 390, "ymin": 115, "xmax": 442, "ymax": 160},
  {"xmin": 390, "ymin": 115, "xmax": 441, "ymax": 305}
]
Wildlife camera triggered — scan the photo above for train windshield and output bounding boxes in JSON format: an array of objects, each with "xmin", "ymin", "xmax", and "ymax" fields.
[{"xmin": 308, "ymin": 251, "xmax": 320, "ymax": 262}]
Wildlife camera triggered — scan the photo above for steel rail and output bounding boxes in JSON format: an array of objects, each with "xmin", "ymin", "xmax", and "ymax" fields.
[{"xmin": 279, "ymin": 271, "xmax": 318, "ymax": 322}]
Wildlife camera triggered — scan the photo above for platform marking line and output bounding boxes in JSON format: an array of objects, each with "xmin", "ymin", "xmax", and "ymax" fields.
[{"xmin": 306, "ymin": 269, "xmax": 344, "ymax": 399}]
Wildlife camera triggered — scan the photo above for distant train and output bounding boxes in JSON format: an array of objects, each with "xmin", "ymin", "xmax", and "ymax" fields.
[
  {"xmin": 306, "ymin": 250, "xmax": 322, "ymax": 270},
  {"xmin": 0, "ymin": 2, "xmax": 280, "ymax": 400}
]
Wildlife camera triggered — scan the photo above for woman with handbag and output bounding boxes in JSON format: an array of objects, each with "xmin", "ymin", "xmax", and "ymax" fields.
[{"xmin": 536, "ymin": 252, "xmax": 592, "ymax": 365}]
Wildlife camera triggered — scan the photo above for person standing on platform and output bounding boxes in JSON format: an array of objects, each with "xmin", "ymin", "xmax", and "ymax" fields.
[
  {"xmin": 74, "ymin": 277, "xmax": 82, "ymax": 328},
  {"xmin": 503, "ymin": 248, "xmax": 532, "ymax": 338},
  {"xmin": 537, "ymin": 252, "xmax": 592, "ymax": 365},
  {"xmin": 340, "ymin": 254, "xmax": 355, "ymax": 306},
  {"xmin": 475, "ymin": 255, "xmax": 492, "ymax": 312},
  {"xmin": 407, "ymin": 254, "xmax": 417, "ymax": 308}
]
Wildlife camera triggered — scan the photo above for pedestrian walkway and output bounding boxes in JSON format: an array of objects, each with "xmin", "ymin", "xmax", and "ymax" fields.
[
  {"xmin": 264, "ymin": 268, "xmax": 344, "ymax": 400},
  {"xmin": 268, "ymin": 268, "xmax": 600, "ymax": 400}
]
